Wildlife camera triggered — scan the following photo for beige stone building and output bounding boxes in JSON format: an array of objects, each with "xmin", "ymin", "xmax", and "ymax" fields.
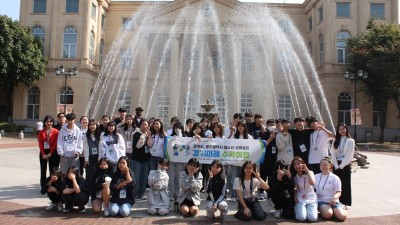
[{"xmin": 12, "ymin": 0, "xmax": 400, "ymax": 141}]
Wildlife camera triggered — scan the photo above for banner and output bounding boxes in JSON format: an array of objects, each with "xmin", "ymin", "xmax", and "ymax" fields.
[
  {"xmin": 350, "ymin": 108, "xmax": 362, "ymax": 125},
  {"xmin": 164, "ymin": 137, "xmax": 266, "ymax": 166}
]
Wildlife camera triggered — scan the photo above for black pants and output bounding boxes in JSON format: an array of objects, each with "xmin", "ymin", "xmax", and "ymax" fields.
[
  {"xmin": 234, "ymin": 199, "xmax": 267, "ymax": 221},
  {"xmin": 334, "ymin": 163, "xmax": 352, "ymax": 206},
  {"xmin": 62, "ymin": 192, "xmax": 89, "ymax": 210},
  {"xmin": 270, "ymin": 191, "xmax": 295, "ymax": 219},
  {"xmin": 79, "ymin": 157, "xmax": 85, "ymax": 177},
  {"xmin": 48, "ymin": 191, "xmax": 62, "ymax": 204},
  {"xmin": 85, "ymin": 154, "xmax": 98, "ymax": 184},
  {"xmin": 39, "ymin": 151, "xmax": 60, "ymax": 187}
]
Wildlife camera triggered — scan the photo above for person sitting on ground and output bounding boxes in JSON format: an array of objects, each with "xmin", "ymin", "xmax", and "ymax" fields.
[
  {"xmin": 61, "ymin": 166, "xmax": 89, "ymax": 213},
  {"xmin": 147, "ymin": 158, "xmax": 170, "ymax": 216},
  {"xmin": 41, "ymin": 166, "xmax": 63, "ymax": 212},
  {"xmin": 205, "ymin": 159, "xmax": 228, "ymax": 219}
]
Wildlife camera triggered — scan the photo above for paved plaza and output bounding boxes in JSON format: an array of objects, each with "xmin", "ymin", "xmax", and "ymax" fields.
[{"xmin": 1, "ymin": 136, "xmax": 400, "ymax": 224}]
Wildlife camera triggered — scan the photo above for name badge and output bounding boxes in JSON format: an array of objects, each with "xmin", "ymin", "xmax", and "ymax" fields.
[
  {"xmin": 299, "ymin": 144, "xmax": 307, "ymax": 153},
  {"xmin": 120, "ymin": 188, "xmax": 126, "ymax": 199},
  {"xmin": 287, "ymin": 147, "xmax": 292, "ymax": 153},
  {"xmin": 91, "ymin": 147, "xmax": 98, "ymax": 155},
  {"xmin": 272, "ymin": 147, "xmax": 277, "ymax": 154},
  {"xmin": 127, "ymin": 141, "xmax": 132, "ymax": 149},
  {"xmin": 44, "ymin": 141, "xmax": 50, "ymax": 149},
  {"xmin": 338, "ymin": 154, "xmax": 344, "ymax": 161}
]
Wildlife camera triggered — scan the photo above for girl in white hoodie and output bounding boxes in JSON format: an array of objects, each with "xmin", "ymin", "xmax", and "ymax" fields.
[{"xmin": 98, "ymin": 121, "xmax": 126, "ymax": 172}]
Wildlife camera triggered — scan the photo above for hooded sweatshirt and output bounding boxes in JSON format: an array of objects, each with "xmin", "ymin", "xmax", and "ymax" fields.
[{"xmin": 57, "ymin": 124, "xmax": 83, "ymax": 157}]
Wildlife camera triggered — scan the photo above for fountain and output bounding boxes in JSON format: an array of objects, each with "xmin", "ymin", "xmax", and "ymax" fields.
[
  {"xmin": 86, "ymin": 0, "xmax": 334, "ymax": 128},
  {"xmin": 196, "ymin": 99, "xmax": 219, "ymax": 120}
]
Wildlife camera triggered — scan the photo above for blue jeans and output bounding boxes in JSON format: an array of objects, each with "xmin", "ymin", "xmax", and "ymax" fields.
[
  {"xmin": 295, "ymin": 201, "xmax": 318, "ymax": 222},
  {"xmin": 132, "ymin": 159, "xmax": 150, "ymax": 197},
  {"xmin": 109, "ymin": 203, "xmax": 132, "ymax": 217},
  {"xmin": 227, "ymin": 165, "xmax": 241, "ymax": 199}
]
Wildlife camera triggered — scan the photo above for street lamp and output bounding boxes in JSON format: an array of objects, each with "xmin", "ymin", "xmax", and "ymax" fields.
[
  {"xmin": 343, "ymin": 69, "xmax": 368, "ymax": 142},
  {"xmin": 55, "ymin": 65, "xmax": 78, "ymax": 114}
]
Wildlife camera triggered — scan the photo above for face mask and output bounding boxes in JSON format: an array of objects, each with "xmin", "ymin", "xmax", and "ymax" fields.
[{"xmin": 267, "ymin": 126, "xmax": 276, "ymax": 132}]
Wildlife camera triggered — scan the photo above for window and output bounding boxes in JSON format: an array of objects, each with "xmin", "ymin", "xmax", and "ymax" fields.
[
  {"xmin": 183, "ymin": 94, "xmax": 199, "ymax": 121},
  {"xmin": 120, "ymin": 49, "xmax": 132, "ymax": 70},
  {"xmin": 337, "ymin": 2, "xmax": 351, "ymax": 17},
  {"xmin": 66, "ymin": 0, "xmax": 79, "ymax": 13},
  {"xmin": 307, "ymin": 17, "xmax": 312, "ymax": 32},
  {"xmin": 89, "ymin": 31, "xmax": 94, "ymax": 62},
  {"xmin": 160, "ymin": 46, "xmax": 171, "ymax": 70},
  {"xmin": 99, "ymin": 39, "xmax": 104, "ymax": 66},
  {"xmin": 211, "ymin": 95, "xmax": 226, "ymax": 124},
  {"xmin": 242, "ymin": 50, "xmax": 252, "ymax": 72},
  {"xmin": 212, "ymin": 51, "xmax": 222, "ymax": 71},
  {"xmin": 319, "ymin": 34, "xmax": 324, "ymax": 66},
  {"xmin": 338, "ymin": 92, "xmax": 351, "ymax": 125},
  {"xmin": 32, "ymin": 26, "xmax": 45, "ymax": 53},
  {"xmin": 27, "ymin": 87, "xmax": 40, "ymax": 119},
  {"xmin": 60, "ymin": 86, "xmax": 74, "ymax": 105},
  {"xmin": 278, "ymin": 95, "xmax": 291, "ymax": 120},
  {"xmin": 337, "ymin": 30, "xmax": 351, "ymax": 64},
  {"xmin": 157, "ymin": 93, "xmax": 169, "ymax": 124},
  {"xmin": 370, "ymin": 3, "xmax": 385, "ymax": 19},
  {"xmin": 241, "ymin": 94, "xmax": 252, "ymax": 113},
  {"xmin": 33, "ymin": 0, "xmax": 46, "ymax": 13},
  {"xmin": 318, "ymin": 6, "xmax": 324, "ymax": 22},
  {"xmin": 91, "ymin": 2, "xmax": 96, "ymax": 18},
  {"xmin": 118, "ymin": 92, "xmax": 131, "ymax": 114},
  {"xmin": 101, "ymin": 14, "xmax": 106, "ymax": 29},
  {"xmin": 122, "ymin": 18, "xmax": 134, "ymax": 30},
  {"xmin": 63, "ymin": 26, "xmax": 77, "ymax": 58},
  {"xmin": 373, "ymin": 102, "xmax": 384, "ymax": 127}
]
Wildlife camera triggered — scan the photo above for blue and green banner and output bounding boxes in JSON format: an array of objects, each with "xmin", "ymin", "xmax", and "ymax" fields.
[{"xmin": 164, "ymin": 137, "xmax": 266, "ymax": 166}]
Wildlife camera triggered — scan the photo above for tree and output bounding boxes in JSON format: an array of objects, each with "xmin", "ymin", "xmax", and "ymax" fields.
[
  {"xmin": 346, "ymin": 20, "xmax": 400, "ymax": 143},
  {"xmin": 0, "ymin": 15, "xmax": 47, "ymax": 121}
]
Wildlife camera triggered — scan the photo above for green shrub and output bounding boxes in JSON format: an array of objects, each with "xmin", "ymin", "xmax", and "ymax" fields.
[{"xmin": 0, "ymin": 122, "xmax": 18, "ymax": 132}]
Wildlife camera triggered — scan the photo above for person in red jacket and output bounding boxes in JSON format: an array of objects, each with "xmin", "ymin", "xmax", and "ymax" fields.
[{"xmin": 38, "ymin": 115, "xmax": 60, "ymax": 187}]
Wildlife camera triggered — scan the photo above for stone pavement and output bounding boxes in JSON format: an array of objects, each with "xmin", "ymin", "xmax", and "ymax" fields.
[{"xmin": 1, "ymin": 136, "xmax": 400, "ymax": 224}]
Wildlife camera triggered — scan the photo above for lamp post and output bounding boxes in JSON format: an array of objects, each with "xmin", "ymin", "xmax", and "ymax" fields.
[
  {"xmin": 55, "ymin": 65, "xmax": 78, "ymax": 114},
  {"xmin": 343, "ymin": 69, "xmax": 368, "ymax": 142}
]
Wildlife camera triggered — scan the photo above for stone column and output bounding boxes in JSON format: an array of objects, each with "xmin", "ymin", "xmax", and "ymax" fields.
[
  {"xmin": 138, "ymin": 34, "xmax": 149, "ymax": 108},
  {"xmin": 49, "ymin": 1, "xmax": 58, "ymax": 59},
  {"xmin": 169, "ymin": 34, "xmax": 180, "ymax": 118},
  {"xmin": 81, "ymin": 1, "xmax": 90, "ymax": 61}
]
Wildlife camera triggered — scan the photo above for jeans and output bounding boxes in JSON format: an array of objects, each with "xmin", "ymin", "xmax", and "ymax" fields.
[
  {"xmin": 295, "ymin": 201, "xmax": 318, "ymax": 222},
  {"xmin": 227, "ymin": 165, "xmax": 240, "ymax": 199},
  {"xmin": 109, "ymin": 203, "xmax": 132, "ymax": 217},
  {"xmin": 206, "ymin": 200, "xmax": 228, "ymax": 218},
  {"xmin": 132, "ymin": 159, "xmax": 150, "ymax": 197},
  {"xmin": 167, "ymin": 162, "xmax": 185, "ymax": 200}
]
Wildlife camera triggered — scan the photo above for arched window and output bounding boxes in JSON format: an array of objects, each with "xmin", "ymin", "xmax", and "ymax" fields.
[
  {"xmin": 99, "ymin": 39, "xmax": 104, "ymax": 66},
  {"xmin": 319, "ymin": 34, "xmax": 324, "ymax": 66},
  {"xmin": 63, "ymin": 26, "xmax": 77, "ymax": 58},
  {"xmin": 60, "ymin": 86, "xmax": 74, "ymax": 105},
  {"xmin": 89, "ymin": 31, "xmax": 95, "ymax": 62},
  {"xmin": 336, "ymin": 30, "xmax": 351, "ymax": 63},
  {"xmin": 338, "ymin": 92, "xmax": 351, "ymax": 125},
  {"xmin": 27, "ymin": 87, "xmax": 40, "ymax": 119},
  {"xmin": 32, "ymin": 26, "xmax": 45, "ymax": 53}
]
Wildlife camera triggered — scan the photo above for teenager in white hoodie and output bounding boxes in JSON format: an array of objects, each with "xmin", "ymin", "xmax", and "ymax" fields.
[
  {"xmin": 98, "ymin": 121, "xmax": 126, "ymax": 172},
  {"xmin": 57, "ymin": 113, "xmax": 83, "ymax": 175}
]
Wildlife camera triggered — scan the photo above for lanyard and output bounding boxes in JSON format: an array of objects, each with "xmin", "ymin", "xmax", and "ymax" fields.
[
  {"xmin": 242, "ymin": 178, "xmax": 253, "ymax": 199},
  {"xmin": 311, "ymin": 130, "xmax": 320, "ymax": 150},
  {"xmin": 285, "ymin": 134, "xmax": 292, "ymax": 147},
  {"xmin": 318, "ymin": 173, "xmax": 330, "ymax": 192},
  {"xmin": 46, "ymin": 128, "xmax": 52, "ymax": 141}
]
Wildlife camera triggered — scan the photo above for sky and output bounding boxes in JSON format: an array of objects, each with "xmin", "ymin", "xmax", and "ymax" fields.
[{"xmin": 0, "ymin": 0, "xmax": 304, "ymax": 21}]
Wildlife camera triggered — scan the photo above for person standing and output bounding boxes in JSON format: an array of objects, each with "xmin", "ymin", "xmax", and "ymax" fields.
[
  {"xmin": 36, "ymin": 119, "xmax": 43, "ymax": 135},
  {"xmin": 53, "ymin": 112, "xmax": 66, "ymax": 130},
  {"xmin": 331, "ymin": 123, "xmax": 354, "ymax": 208},
  {"xmin": 57, "ymin": 113, "xmax": 83, "ymax": 176},
  {"xmin": 83, "ymin": 119, "xmax": 101, "ymax": 184},
  {"xmin": 289, "ymin": 117, "xmax": 313, "ymax": 165},
  {"xmin": 133, "ymin": 107, "xmax": 144, "ymax": 127},
  {"xmin": 148, "ymin": 119, "xmax": 166, "ymax": 171},
  {"xmin": 38, "ymin": 115, "xmax": 60, "ymax": 187},
  {"xmin": 114, "ymin": 107, "xmax": 127, "ymax": 125},
  {"xmin": 79, "ymin": 116, "xmax": 89, "ymax": 176},
  {"xmin": 275, "ymin": 119, "xmax": 294, "ymax": 165},
  {"xmin": 98, "ymin": 121, "xmax": 126, "ymax": 172}
]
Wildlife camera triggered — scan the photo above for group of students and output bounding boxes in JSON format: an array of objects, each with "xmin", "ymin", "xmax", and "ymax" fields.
[{"xmin": 38, "ymin": 108, "xmax": 354, "ymax": 221}]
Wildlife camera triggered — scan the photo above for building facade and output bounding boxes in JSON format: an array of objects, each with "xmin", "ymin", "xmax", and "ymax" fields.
[{"xmin": 13, "ymin": 0, "xmax": 400, "ymax": 141}]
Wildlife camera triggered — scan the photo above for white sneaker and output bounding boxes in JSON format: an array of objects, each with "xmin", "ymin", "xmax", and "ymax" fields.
[
  {"xmin": 257, "ymin": 192, "xmax": 265, "ymax": 201},
  {"xmin": 230, "ymin": 198, "xmax": 236, "ymax": 202},
  {"xmin": 104, "ymin": 208, "xmax": 110, "ymax": 217},
  {"xmin": 57, "ymin": 202, "xmax": 63, "ymax": 212},
  {"xmin": 219, "ymin": 209, "xmax": 228, "ymax": 219},
  {"xmin": 274, "ymin": 209, "xmax": 281, "ymax": 218},
  {"xmin": 45, "ymin": 203, "xmax": 56, "ymax": 211}
]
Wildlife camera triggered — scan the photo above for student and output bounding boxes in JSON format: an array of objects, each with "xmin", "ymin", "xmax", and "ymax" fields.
[
  {"xmin": 114, "ymin": 107, "xmax": 127, "ymax": 125},
  {"xmin": 205, "ymin": 160, "xmax": 228, "ymax": 219},
  {"xmin": 183, "ymin": 119, "xmax": 195, "ymax": 137},
  {"xmin": 233, "ymin": 161, "xmax": 269, "ymax": 221},
  {"xmin": 132, "ymin": 119, "xmax": 151, "ymax": 200},
  {"xmin": 41, "ymin": 167, "xmax": 63, "ymax": 211},
  {"xmin": 57, "ymin": 113, "xmax": 83, "ymax": 176},
  {"xmin": 98, "ymin": 121, "xmax": 126, "ymax": 172},
  {"xmin": 331, "ymin": 123, "xmax": 354, "ymax": 208},
  {"xmin": 83, "ymin": 119, "xmax": 101, "ymax": 185},
  {"xmin": 133, "ymin": 107, "xmax": 144, "ymax": 127},
  {"xmin": 61, "ymin": 166, "xmax": 89, "ymax": 213},
  {"xmin": 275, "ymin": 119, "xmax": 294, "ymax": 165},
  {"xmin": 38, "ymin": 115, "xmax": 60, "ymax": 187},
  {"xmin": 79, "ymin": 116, "xmax": 89, "ymax": 176},
  {"xmin": 90, "ymin": 157, "xmax": 113, "ymax": 216},
  {"xmin": 177, "ymin": 158, "xmax": 203, "ymax": 217},
  {"xmin": 167, "ymin": 121, "xmax": 185, "ymax": 201},
  {"xmin": 117, "ymin": 115, "xmax": 135, "ymax": 166},
  {"xmin": 99, "ymin": 115, "xmax": 110, "ymax": 133},
  {"xmin": 147, "ymin": 158, "xmax": 170, "ymax": 216},
  {"xmin": 166, "ymin": 116, "xmax": 179, "ymax": 136},
  {"xmin": 53, "ymin": 112, "xmax": 66, "ymax": 130},
  {"xmin": 148, "ymin": 119, "xmax": 167, "ymax": 171},
  {"xmin": 268, "ymin": 159, "xmax": 295, "ymax": 219},
  {"xmin": 109, "ymin": 156, "xmax": 135, "ymax": 217},
  {"xmin": 290, "ymin": 157, "xmax": 318, "ymax": 222},
  {"xmin": 289, "ymin": 117, "xmax": 313, "ymax": 165},
  {"xmin": 212, "ymin": 122, "xmax": 225, "ymax": 139},
  {"xmin": 315, "ymin": 157, "xmax": 347, "ymax": 221}
]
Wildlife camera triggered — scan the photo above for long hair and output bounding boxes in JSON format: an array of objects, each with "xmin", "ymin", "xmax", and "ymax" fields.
[
  {"xmin": 290, "ymin": 156, "xmax": 306, "ymax": 177},
  {"xmin": 115, "ymin": 156, "xmax": 131, "ymax": 176},
  {"xmin": 86, "ymin": 119, "xmax": 101, "ymax": 141},
  {"xmin": 234, "ymin": 121, "xmax": 249, "ymax": 139},
  {"xmin": 239, "ymin": 161, "xmax": 256, "ymax": 185},
  {"xmin": 104, "ymin": 121, "xmax": 117, "ymax": 137},
  {"xmin": 184, "ymin": 158, "xmax": 201, "ymax": 177},
  {"xmin": 171, "ymin": 121, "xmax": 183, "ymax": 136},
  {"xmin": 50, "ymin": 166, "xmax": 62, "ymax": 182},
  {"xmin": 67, "ymin": 166, "xmax": 81, "ymax": 179},
  {"xmin": 210, "ymin": 159, "xmax": 225, "ymax": 179},
  {"xmin": 150, "ymin": 119, "xmax": 165, "ymax": 138},
  {"xmin": 212, "ymin": 122, "xmax": 224, "ymax": 138},
  {"xmin": 122, "ymin": 114, "xmax": 134, "ymax": 131},
  {"xmin": 333, "ymin": 123, "xmax": 351, "ymax": 149}
]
